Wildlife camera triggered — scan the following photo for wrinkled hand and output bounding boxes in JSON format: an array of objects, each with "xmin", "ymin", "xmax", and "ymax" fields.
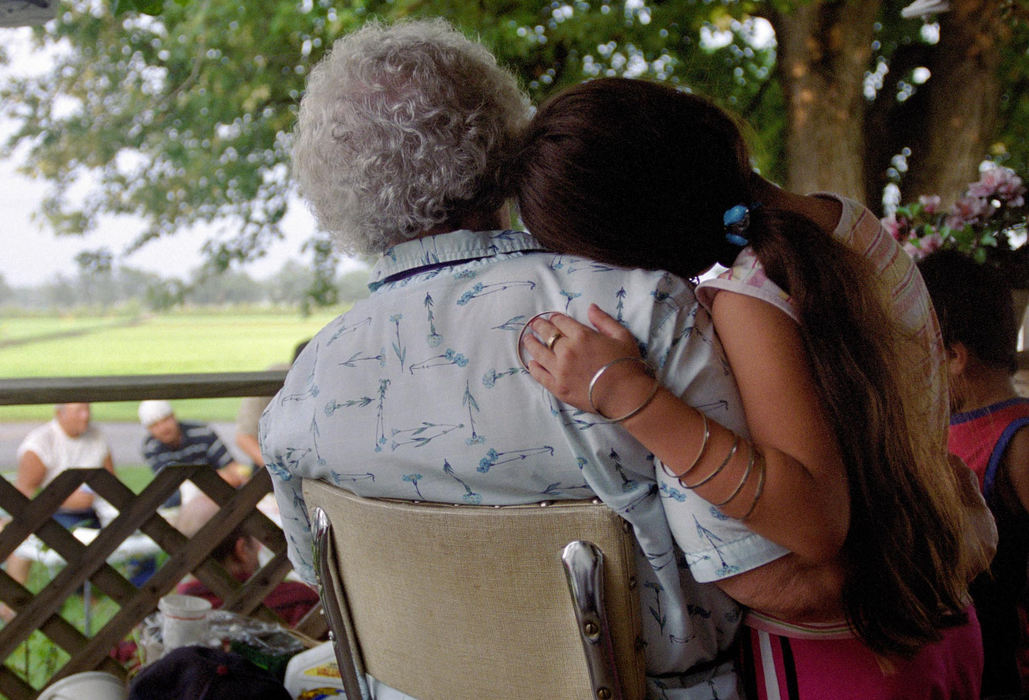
[{"xmin": 521, "ymin": 304, "xmax": 646, "ymax": 414}]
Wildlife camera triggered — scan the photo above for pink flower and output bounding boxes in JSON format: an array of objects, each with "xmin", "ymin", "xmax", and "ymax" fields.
[
  {"xmin": 881, "ymin": 214, "xmax": 904, "ymax": 241},
  {"xmin": 893, "ymin": 165, "xmax": 1025, "ymax": 267},
  {"xmin": 902, "ymin": 242, "xmax": 923, "ymax": 259},
  {"xmin": 901, "ymin": 232, "xmax": 943, "ymax": 261},
  {"xmin": 946, "ymin": 195, "xmax": 993, "ymax": 230},
  {"xmin": 919, "ymin": 232, "xmax": 945, "ymax": 254},
  {"xmin": 967, "ymin": 166, "xmax": 1026, "ymax": 205},
  {"xmin": 918, "ymin": 195, "xmax": 942, "ymax": 213}
]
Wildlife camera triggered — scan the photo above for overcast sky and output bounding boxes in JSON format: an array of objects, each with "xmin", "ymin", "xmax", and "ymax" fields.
[{"xmin": 0, "ymin": 26, "xmax": 333, "ymax": 288}]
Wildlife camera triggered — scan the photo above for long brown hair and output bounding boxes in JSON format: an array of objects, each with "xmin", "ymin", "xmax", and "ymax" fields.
[{"xmin": 515, "ymin": 77, "xmax": 974, "ymax": 657}]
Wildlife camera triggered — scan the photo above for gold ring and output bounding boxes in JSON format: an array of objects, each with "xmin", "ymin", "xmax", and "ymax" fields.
[
  {"xmin": 545, "ymin": 332, "xmax": 564, "ymax": 351},
  {"xmin": 516, "ymin": 310, "xmax": 560, "ymax": 372}
]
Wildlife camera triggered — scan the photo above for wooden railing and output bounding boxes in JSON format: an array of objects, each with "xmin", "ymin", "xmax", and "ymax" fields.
[
  {"xmin": 0, "ymin": 371, "xmax": 288, "ymax": 406},
  {"xmin": 0, "ymin": 372, "xmax": 324, "ymax": 699}
]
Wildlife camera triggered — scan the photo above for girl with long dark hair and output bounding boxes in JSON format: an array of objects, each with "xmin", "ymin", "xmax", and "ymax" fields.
[{"xmin": 515, "ymin": 77, "xmax": 994, "ymax": 697}]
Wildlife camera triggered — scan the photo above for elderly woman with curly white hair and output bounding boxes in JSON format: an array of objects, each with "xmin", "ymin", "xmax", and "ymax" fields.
[{"xmin": 261, "ymin": 18, "xmax": 840, "ymax": 699}]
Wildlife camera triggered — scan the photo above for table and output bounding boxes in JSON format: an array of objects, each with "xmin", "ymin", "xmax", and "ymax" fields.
[
  {"xmin": 14, "ymin": 525, "xmax": 168, "ymax": 635},
  {"xmin": 10, "ymin": 493, "xmax": 283, "ymax": 634}
]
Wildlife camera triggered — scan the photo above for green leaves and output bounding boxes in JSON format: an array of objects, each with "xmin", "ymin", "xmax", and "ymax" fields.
[
  {"xmin": 3, "ymin": 1, "xmax": 1025, "ymax": 309},
  {"xmin": 113, "ymin": 0, "xmax": 166, "ymax": 16},
  {"xmin": 6, "ymin": 1, "xmax": 781, "ymax": 283}
]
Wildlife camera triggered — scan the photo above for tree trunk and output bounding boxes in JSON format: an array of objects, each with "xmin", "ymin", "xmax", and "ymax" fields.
[
  {"xmin": 772, "ymin": 1, "xmax": 882, "ymax": 203},
  {"xmin": 900, "ymin": 0, "xmax": 1006, "ymax": 205},
  {"xmin": 772, "ymin": 0, "xmax": 1006, "ymax": 212}
]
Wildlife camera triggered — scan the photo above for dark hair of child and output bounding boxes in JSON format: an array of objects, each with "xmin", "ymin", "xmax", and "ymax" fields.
[{"xmin": 918, "ymin": 248, "xmax": 1018, "ymax": 374}]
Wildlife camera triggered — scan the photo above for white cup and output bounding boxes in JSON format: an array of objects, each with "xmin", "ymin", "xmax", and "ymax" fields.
[{"xmin": 158, "ymin": 594, "xmax": 212, "ymax": 652}]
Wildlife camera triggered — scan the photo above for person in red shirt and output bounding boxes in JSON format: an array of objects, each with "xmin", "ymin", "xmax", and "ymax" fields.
[
  {"xmin": 174, "ymin": 495, "xmax": 318, "ymax": 628},
  {"xmin": 920, "ymin": 248, "xmax": 1029, "ymax": 696}
]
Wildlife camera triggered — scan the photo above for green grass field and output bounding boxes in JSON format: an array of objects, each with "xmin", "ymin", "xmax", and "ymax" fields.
[
  {"xmin": 0, "ymin": 316, "xmax": 127, "ymax": 343},
  {"xmin": 0, "ymin": 310, "xmax": 340, "ymax": 422}
]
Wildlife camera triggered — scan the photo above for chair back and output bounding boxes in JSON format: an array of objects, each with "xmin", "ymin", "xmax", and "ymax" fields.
[{"xmin": 303, "ymin": 479, "xmax": 646, "ymax": 700}]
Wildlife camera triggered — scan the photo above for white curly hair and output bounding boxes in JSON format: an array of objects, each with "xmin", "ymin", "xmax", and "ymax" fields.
[{"xmin": 291, "ymin": 18, "xmax": 530, "ymax": 254}]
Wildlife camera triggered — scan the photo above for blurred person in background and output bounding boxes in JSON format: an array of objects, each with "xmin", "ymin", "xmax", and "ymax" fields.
[
  {"xmin": 234, "ymin": 340, "xmax": 309, "ymax": 469},
  {"xmin": 132, "ymin": 400, "xmax": 249, "ymax": 586},
  {"xmin": 2, "ymin": 402, "xmax": 115, "ymax": 618},
  {"xmin": 920, "ymin": 248, "xmax": 1029, "ymax": 697},
  {"xmin": 139, "ymin": 399, "xmax": 248, "ymax": 509},
  {"xmin": 173, "ymin": 493, "xmax": 319, "ymax": 628}
]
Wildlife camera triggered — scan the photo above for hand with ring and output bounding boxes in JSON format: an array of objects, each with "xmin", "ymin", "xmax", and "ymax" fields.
[
  {"xmin": 519, "ymin": 304, "xmax": 650, "ymax": 415},
  {"xmin": 544, "ymin": 329, "xmax": 564, "ymax": 351}
]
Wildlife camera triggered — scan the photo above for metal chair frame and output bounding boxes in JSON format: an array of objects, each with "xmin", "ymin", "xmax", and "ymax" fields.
[{"xmin": 305, "ymin": 479, "xmax": 644, "ymax": 700}]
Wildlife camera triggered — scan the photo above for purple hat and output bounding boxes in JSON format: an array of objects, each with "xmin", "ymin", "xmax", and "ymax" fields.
[{"xmin": 128, "ymin": 645, "xmax": 292, "ymax": 700}]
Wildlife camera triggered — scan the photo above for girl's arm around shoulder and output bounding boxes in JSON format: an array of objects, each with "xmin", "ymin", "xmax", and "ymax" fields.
[
  {"xmin": 718, "ymin": 553, "xmax": 846, "ymax": 622},
  {"xmin": 705, "ymin": 289, "xmax": 850, "ymax": 562},
  {"xmin": 521, "ymin": 298, "xmax": 849, "ymax": 563}
]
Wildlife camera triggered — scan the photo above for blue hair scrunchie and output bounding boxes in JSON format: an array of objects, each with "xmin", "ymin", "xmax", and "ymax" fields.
[{"xmin": 723, "ymin": 203, "xmax": 753, "ymax": 247}]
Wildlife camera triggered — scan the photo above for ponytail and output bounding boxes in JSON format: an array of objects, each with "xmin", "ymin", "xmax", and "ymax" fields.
[{"xmin": 749, "ymin": 206, "xmax": 971, "ymax": 656}]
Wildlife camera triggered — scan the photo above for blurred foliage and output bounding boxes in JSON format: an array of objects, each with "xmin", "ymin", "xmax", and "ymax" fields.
[
  {"xmin": 0, "ymin": 257, "xmax": 371, "ymax": 312},
  {"xmin": 995, "ymin": 6, "xmax": 1029, "ymax": 176},
  {"xmin": 0, "ymin": 0, "xmax": 1025, "ymax": 307}
]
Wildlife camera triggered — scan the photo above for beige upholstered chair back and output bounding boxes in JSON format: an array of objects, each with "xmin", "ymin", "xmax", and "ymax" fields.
[{"xmin": 303, "ymin": 479, "xmax": 646, "ymax": 700}]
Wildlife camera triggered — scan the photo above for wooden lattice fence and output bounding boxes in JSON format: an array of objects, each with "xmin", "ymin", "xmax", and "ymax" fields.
[{"xmin": 0, "ymin": 464, "xmax": 324, "ymax": 699}]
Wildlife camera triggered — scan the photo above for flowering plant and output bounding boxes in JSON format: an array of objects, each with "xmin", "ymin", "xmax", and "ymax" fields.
[{"xmin": 884, "ymin": 165, "xmax": 1028, "ymax": 288}]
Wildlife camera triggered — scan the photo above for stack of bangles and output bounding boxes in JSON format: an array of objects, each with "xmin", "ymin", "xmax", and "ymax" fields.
[
  {"xmin": 588, "ymin": 357, "xmax": 765, "ymax": 520},
  {"xmin": 662, "ymin": 411, "xmax": 765, "ymax": 519}
]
